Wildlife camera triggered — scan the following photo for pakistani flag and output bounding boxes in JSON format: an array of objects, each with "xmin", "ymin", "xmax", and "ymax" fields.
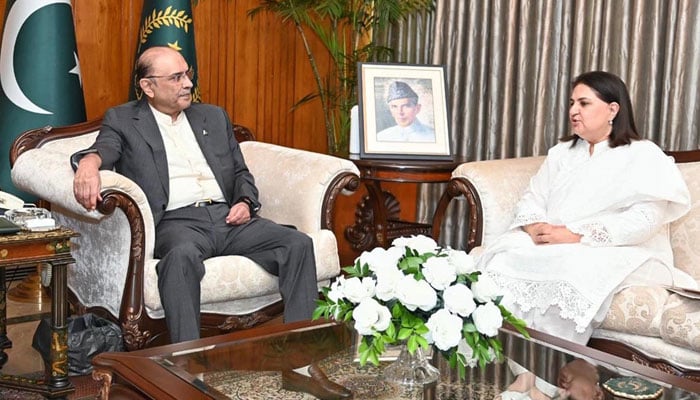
[
  {"xmin": 131, "ymin": 0, "xmax": 200, "ymax": 102},
  {"xmin": 0, "ymin": 0, "xmax": 86, "ymax": 198}
]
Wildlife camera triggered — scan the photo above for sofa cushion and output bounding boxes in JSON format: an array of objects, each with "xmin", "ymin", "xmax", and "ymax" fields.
[
  {"xmin": 659, "ymin": 293, "xmax": 700, "ymax": 352},
  {"xmin": 599, "ymin": 286, "xmax": 669, "ymax": 336},
  {"xmin": 670, "ymin": 161, "xmax": 700, "ymax": 282},
  {"xmin": 143, "ymin": 229, "xmax": 340, "ymax": 315}
]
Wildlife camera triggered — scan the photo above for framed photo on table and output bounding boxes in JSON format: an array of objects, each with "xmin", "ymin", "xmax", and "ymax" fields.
[{"xmin": 357, "ymin": 62, "xmax": 451, "ymax": 160}]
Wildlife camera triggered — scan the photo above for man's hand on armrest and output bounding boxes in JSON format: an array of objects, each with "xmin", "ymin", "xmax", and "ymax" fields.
[{"xmin": 73, "ymin": 153, "xmax": 103, "ymax": 211}]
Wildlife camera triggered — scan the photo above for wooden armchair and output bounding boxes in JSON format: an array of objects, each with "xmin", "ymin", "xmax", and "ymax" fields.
[{"xmin": 10, "ymin": 119, "xmax": 360, "ymax": 350}]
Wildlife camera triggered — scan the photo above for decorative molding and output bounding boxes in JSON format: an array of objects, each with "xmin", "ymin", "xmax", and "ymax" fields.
[
  {"xmin": 345, "ymin": 191, "xmax": 400, "ymax": 252},
  {"xmin": 122, "ymin": 312, "xmax": 152, "ymax": 351}
]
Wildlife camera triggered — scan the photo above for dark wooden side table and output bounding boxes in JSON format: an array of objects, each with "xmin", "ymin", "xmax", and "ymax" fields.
[
  {"xmin": 0, "ymin": 227, "xmax": 79, "ymax": 399},
  {"xmin": 345, "ymin": 156, "xmax": 465, "ymax": 252}
]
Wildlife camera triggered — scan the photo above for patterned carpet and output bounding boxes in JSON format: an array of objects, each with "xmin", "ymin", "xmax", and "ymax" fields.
[
  {"xmin": 205, "ymin": 348, "xmax": 501, "ymax": 400},
  {"xmin": 0, "ymin": 374, "xmax": 100, "ymax": 400}
]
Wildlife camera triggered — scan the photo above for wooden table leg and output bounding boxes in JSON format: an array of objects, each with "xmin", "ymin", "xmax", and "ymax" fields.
[
  {"xmin": 364, "ymin": 181, "xmax": 390, "ymax": 248},
  {"xmin": 0, "ymin": 268, "xmax": 12, "ymax": 367},
  {"xmin": 48, "ymin": 261, "xmax": 70, "ymax": 389}
]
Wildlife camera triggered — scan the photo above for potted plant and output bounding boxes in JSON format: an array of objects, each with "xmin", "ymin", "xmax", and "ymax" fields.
[{"xmin": 248, "ymin": 0, "xmax": 435, "ymax": 155}]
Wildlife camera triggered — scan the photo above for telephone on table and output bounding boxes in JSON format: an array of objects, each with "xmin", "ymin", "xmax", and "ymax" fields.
[
  {"xmin": 0, "ymin": 191, "xmax": 25, "ymax": 212},
  {"xmin": 0, "ymin": 191, "xmax": 56, "ymax": 232}
]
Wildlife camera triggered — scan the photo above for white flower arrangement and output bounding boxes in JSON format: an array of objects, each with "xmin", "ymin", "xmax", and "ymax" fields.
[{"xmin": 313, "ymin": 235, "xmax": 528, "ymax": 377}]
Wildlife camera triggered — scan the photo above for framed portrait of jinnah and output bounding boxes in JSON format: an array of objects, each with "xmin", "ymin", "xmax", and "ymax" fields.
[{"xmin": 357, "ymin": 63, "xmax": 451, "ymax": 160}]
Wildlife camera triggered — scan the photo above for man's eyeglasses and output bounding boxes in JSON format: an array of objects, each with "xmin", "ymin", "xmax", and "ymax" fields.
[{"xmin": 145, "ymin": 69, "xmax": 194, "ymax": 84}]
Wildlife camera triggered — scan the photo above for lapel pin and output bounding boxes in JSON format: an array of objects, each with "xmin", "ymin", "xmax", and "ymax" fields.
[{"xmin": 202, "ymin": 129, "xmax": 208, "ymax": 136}]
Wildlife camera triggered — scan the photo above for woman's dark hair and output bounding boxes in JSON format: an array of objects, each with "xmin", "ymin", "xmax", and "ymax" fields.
[{"xmin": 562, "ymin": 71, "xmax": 640, "ymax": 147}]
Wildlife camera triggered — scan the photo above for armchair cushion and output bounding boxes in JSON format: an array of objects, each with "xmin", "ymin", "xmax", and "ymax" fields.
[
  {"xmin": 598, "ymin": 286, "xmax": 669, "ymax": 337},
  {"xmin": 142, "ymin": 230, "xmax": 339, "ymax": 317},
  {"xmin": 660, "ymin": 293, "xmax": 700, "ymax": 352},
  {"xmin": 670, "ymin": 161, "xmax": 700, "ymax": 281}
]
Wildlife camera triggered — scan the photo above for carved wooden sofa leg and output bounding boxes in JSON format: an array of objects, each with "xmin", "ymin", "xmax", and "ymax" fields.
[{"xmin": 92, "ymin": 368, "xmax": 112, "ymax": 400}]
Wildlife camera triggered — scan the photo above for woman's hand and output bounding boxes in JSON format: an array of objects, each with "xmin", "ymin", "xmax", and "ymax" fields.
[{"xmin": 523, "ymin": 223, "xmax": 582, "ymax": 245}]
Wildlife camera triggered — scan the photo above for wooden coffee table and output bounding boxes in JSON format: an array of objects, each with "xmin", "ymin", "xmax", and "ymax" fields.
[{"xmin": 92, "ymin": 319, "xmax": 700, "ymax": 399}]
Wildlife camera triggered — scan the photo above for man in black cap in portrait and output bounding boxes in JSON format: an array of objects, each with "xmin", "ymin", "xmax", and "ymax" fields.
[{"xmin": 376, "ymin": 81, "xmax": 435, "ymax": 142}]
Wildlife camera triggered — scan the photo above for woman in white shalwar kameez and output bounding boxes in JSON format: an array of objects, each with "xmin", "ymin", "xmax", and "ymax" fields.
[{"xmin": 477, "ymin": 71, "xmax": 695, "ymax": 345}]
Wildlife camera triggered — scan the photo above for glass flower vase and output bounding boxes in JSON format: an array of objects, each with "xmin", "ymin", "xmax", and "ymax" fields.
[{"xmin": 382, "ymin": 344, "xmax": 440, "ymax": 387}]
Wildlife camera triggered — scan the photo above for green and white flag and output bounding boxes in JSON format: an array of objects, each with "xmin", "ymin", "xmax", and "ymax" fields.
[
  {"xmin": 0, "ymin": 0, "xmax": 86, "ymax": 198},
  {"xmin": 131, "ymin": 0, "xmax": 200, "ymax": 102}
]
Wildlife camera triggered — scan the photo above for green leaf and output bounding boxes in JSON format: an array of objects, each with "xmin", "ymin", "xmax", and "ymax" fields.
[
  {"xmin": 488, "ymin": 337, "xmax": 502, "ymax": 353},
  {"xmin": 385, "ymin": 321, "xmax": 397, "ymax": 340},
  {"xmin": 397, "ymin": 328, "xmax": 413, "ymax": 341},
  {"xmin": 311, "ymin": 307, "xmax": 325, "ymax": 320},
  {"xmin": 368, "ymin": 351, "xmax": 380, "ymax": 366},
  {"xmin": 414, "ymin": 335, "xmax": 429, "ymax": 348},
  {"xmin": 391, "ymin": 302, "xmax": 403, "ymax": 318},
  {"xmin": 499, "ymin": 304, "xmax": 530, "ymax": 338},
  {"xmin": 406, "ymin": 335, "xmax": 419, "ymax": 353}
]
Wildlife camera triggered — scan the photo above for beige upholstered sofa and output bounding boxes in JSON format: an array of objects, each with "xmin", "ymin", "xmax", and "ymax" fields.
[
  {"xmin": 10, "ymin": 119, "xmax": 360, "ymax": 350},
  {"xmin": 438, "ymin": 149, "xmax": 700, "ymax": 381}
]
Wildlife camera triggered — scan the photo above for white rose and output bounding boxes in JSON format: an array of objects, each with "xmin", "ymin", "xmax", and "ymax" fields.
[
  {"xmin": 327, "ymin": 275, "xmax": 346, "ymax": 302},
  {"xmin": 374, "ymin": 265, "xmax": 405, "ymax": 302},
  {"xmin": 472, "ymin": 302, "xmax": 503, "ymax": 337},
  {"xmin": 395, "ymin": 275, "xmax": 437, "ymax": 312},
  {"xmin": 356, "ymin": 246, "xmax": 404, "ymax": 273},
  {"xmin": 392, "ymin": 235, "xmax": 438, "ymax": 254},
  {"xmin": 425, "ymin": 309, "xmax": 463, "ymax": 351},
  {"xmin": 457, "ymin": 339, "xmax": 478, "ymax": 368},
  {"xmin": 443, "ymin": 283, "xmax": 476, "ymax": 317},
  {"xmin": 353, "ymin": 298, "xmax": 392, "ymax": 336},
  {"xmin": 471, "ymin": 273, "xmax": 502, "ymax": 303},
  {"xmin": 422, "ymin": 256, "xmax": 456, "ymax": 290},
  {"xmin": 446, "ymin": 248, "xmax": 476, "ymax": 275},
  {"xmin": 342, "ymin": 276, "xmax": 376, "ymax": 304}
]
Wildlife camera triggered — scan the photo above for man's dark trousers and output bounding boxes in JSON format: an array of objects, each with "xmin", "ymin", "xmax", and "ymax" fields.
[{"xmin": 154, "ymin": 203, "xmax": 318, "ymax": 343}]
